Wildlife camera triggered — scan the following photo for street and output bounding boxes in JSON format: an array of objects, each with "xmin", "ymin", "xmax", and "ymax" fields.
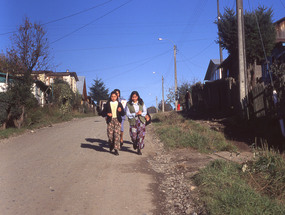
[{"xmin": 0, "ymin": 117, "xmax": 156, "ymax": 215}]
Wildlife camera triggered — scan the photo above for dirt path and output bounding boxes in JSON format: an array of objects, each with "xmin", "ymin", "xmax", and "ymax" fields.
[{"xmin": 0, "ymin": 117, "xmax": 157, "ymax": 215}]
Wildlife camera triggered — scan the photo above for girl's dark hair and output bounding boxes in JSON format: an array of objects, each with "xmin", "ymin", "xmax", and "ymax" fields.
[
  {"xmin": 128, "ymin": 91, "xmax": 143, "ymax": 105},
  {"xmin": 114, "ymin": 89, "xmax": 120, "ymax": 96},
  {"xmin": 109, "ymin": 90, "xmax": 118, "ymax": 101}
]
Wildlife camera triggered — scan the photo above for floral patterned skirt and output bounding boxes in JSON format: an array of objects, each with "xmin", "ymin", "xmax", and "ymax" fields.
[{"xmin": 129, "ymin": 118, "xmax": 146, "ymax": 149}]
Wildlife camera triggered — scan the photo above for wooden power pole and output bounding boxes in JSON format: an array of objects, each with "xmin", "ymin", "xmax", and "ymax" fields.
[
  {"xmin": 217, "ymin": 0, "xmax": 223, "ymax": 64},
  {"xmin": 236, "ymin": 0, "xmax": 247, "ymax": 108},
  {"xmin": 162, "ymin": 75, "xmax": 165, "ymax": 112}
]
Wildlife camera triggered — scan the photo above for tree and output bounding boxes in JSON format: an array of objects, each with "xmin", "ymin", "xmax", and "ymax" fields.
[
  {"xmin": 89, "ymin": 78, "xmax": 109, "ymax": 105},
  {"xmin": 217, "ymin": 7, "xmax": 276, "ymax": 65},
  {"xmin": 147, "ymin": 106, "xmax": 157, "ymax": 114},
  {"xmin": 52, "ymin": 79, "xmax": 75, "ymax": 114},
  {"xmin": 158, "ymin": 101, "xmax": 173, "ymax": 112},
  {"xmin": 166, "ymin": 81, "xmax": 193, "ymax": 107},
  {"xmin": 0, "ymin": 17, "xmax": 50, "ymax": 129}
]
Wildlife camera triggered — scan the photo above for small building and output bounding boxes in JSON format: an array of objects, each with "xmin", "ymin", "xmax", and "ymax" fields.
[
  {"xmin": 0, "ymin": 72, "xmax": 10, "ymax": 92},
  {"xmin": 204, "ymin": 59, "xmax": 222, "ymax": 81},
  {"xmin": 76, "ymin": 76, "xmax": 88, "ymax": 103},
  {"xmin": 32, "ymin": 70, "xmax": 79, "ymax": 93}
]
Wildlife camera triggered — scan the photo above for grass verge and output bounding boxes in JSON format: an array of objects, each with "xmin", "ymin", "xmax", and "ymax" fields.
[
  {"xmin": 193, "ymin": 159, "xmax": 285, "ymax": 214},
  {"xmin": 152, "ymin": 111, "xmax": 236, "ymax": 153},
  {"xmin": 0, "ymin": 106, "xmax": 96, "ymax": 139}
]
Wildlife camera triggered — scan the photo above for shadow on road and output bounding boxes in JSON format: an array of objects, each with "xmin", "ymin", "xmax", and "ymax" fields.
[
  {"xmin": 81, "ymin": 138, "xmax": 109, "ymax": 153},
  {"xmin": 81, "ymin": 138, "xmax": 138, "ymax": 155},
  {"xmin": 120, "ymin": 140, "xmax": 139, "ymax": 155}
]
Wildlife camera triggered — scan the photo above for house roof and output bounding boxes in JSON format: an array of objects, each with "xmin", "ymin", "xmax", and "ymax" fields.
[
  {"xmin": 274, "ymin": 17, "xmax": 285, "ymax": 25},
  {"xmin": 32, "ymin": 70, "xmax": 79, "ymax": 81},
  {"xmin": 46, "ymin": 72, "xmax": 79, "ymax": 81},
  {"xmin": 204, "ymin": 59, "xmax": 221, "ymax": 80}
]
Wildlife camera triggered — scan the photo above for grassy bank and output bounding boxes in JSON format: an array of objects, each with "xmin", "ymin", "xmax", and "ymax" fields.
[
  {"xmin": 193, "ymin": 147, "xmax": 285, "ymax": 214},
  {"xmin": 152, "ymin": 111, "xmax": 236, "ymax": 153},
  {"xmin": 0, "ymin": 106, "xmax": 96, "ymax": 139},
  {"xmin": 152, "ymin": 112, "xmax": 285, "ymax": 214}
]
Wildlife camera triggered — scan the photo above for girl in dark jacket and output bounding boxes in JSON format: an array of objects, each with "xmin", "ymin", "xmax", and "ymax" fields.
[{"xmin": 101, "ymin": 91, "xmax": 125, "ymax": 155}]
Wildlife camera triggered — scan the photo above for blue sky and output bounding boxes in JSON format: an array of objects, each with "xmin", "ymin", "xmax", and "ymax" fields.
[{"xmin": 1, "ymin": 0, "xmax": 284, "ymax": 107}]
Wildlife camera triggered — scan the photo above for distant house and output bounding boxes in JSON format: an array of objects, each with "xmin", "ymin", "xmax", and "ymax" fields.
[
  {"xmin": 0, "ymin": 72, "xmax": 10, "ymax": 92},
  {"xmin": 32, "ymin": 70, "xmax": 79, "ymax": 93},
  {"xmin": 272, "ymin": 17, "xmax": 285, "ymax": 62},
  {"xmin": 262, "ymin": 17, "xmax": 285, "ymax": 82},
  {"xmin": 76, "ymin": 76, "xmax": 88, "ymax": 103},
  {"xmin": 32, "ymin": 80, "xmax": 51, "ymax": 107},
  {"xmin": 204, "ymin": 59, "xmax": 222, "ymax": 81}
]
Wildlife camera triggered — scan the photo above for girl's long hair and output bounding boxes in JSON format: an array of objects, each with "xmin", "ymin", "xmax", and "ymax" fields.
[
  {"xmin": 128, "ymin": 91, "xmax": 143, "ymax": 105},
  {"xmin": 108, "ymin": 90, "xmax": 118, "ymax": 102}
]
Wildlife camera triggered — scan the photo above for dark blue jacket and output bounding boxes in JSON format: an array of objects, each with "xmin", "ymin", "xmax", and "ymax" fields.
[{"xmin": 101, "ymin": 101, "xmax": 125, "ymax": 124}]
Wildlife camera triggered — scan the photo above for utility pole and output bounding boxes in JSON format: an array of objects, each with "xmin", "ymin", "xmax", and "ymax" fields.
[
  {"xmin": 174, "ymin": 45, "xmax": 178, "ymax": 111},
  {"xmin": 236, "ymin": 0, "xmax": 247, "ymax": 109},
  {"xmin": 217, "ymin": 0, "xmax": 223, "ymax": 64},
  {"xmin": 162, "ymin": 75, "xmax": 165, "ymax": 112},
  {"xmin": 156, "ymin": 96, "xmax": 158, "ymax": 113}
]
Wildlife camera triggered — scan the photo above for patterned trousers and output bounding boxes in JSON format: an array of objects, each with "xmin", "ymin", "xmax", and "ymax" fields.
[
  {"xmin": 107, "ymin": 118, "xmax": 121, "ymax": 150},
  {"xmin": 129, "ymin": 119, "xmax": 146, "ymax": 149}
]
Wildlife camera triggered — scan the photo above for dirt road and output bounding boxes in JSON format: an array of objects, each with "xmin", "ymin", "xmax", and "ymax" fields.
[{"xmin": 0, "ymin": 117, "xmax": 157, "ymax": 215}]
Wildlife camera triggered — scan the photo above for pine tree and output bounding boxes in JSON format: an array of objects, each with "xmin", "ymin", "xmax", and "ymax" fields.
[
  {"xmin": 89, "ymin": 78, "xmax": 109, "ymax": 105},
  {"xmin": 216, "ymin": 6, "xmax": 276, "ymax": 64}
]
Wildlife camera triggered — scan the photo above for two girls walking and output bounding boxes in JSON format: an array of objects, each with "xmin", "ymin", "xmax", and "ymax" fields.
[{"xmin": 101, "ymin": 90, "xmax": 148, "ymax": 156}]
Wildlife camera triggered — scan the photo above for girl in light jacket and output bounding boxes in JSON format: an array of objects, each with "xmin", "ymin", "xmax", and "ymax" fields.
[{"xmin": 125, "ymin": 91, "xmax": 147, "ymax": 155}]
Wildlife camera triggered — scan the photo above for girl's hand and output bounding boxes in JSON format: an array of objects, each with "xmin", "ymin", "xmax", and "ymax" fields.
[
  {"xmin": 107, "ymin": 113, "xmax": 112, "ymax": 117},
  {"xmin": 118, "ymin": 107, "xmax": 121, "ymax": 112},
  {"xmin": 136, "ymin": 111, "xmax": 142, "ymax": 115}
]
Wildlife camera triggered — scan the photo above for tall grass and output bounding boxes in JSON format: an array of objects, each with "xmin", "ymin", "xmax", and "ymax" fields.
[
  {"xmin": 153, "ymin": 112, "xmax": 236, "ymax": 153},
  {"xmin": 247, "ymin": 145, "xmax": 285, "ymax": 203},
  {"xmin": 193, "ymin": 159, "xmax": 285, "ymax": 215}
]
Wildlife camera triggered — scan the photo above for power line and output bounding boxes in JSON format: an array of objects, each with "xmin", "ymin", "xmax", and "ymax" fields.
[
  {"xmin": 104, "ymin": 48, "xmax": 172, "ymax": 81},
  {"xmin": 0, "ymin": 0, "xmax": 113, "ymax": 36},
  {"xmin": 81, "ymin": 49, "xmax": 172, "ymax": 73},
  {"xmin": 42, "ymin": 0, "xmax": 113, "ymax": 26},
  {"xmin": 51, "ymin": 0, "xmax": 134, "ymax": 44},
  {"xmin": 280, "ymin": 0, "xmax": 285, "ymax": 9}
]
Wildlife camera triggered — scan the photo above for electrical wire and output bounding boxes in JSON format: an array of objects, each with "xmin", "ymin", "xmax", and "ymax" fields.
[
  {"xmin": 50, "ymin": 0, "xmax": 134, "ymax": 44},
  {"xmin": 280, "ymin": 0, "xmax": 285, "ymax": 9},
  {"xmin": 0, "ymin": 0, "xmax": 113, "ymax": 36},
  {"xmin": 103, "ymin": 48, "xmax": 172, "ymax": 81},
  {"xmin": 248, "ymin": 0, "xmax": 274, "ymax": 85}
]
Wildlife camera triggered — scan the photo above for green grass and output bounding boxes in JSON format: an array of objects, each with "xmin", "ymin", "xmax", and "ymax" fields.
[
  {"xmin": 246, "ymin": 146, "xmax": 285, "ymax": 202},
  {"xmin": 0, "ymin": 106, "xmax": 96, "ymax": 139},
  {"xmin": 0, "ymin": 127, "xmax": 26, "ymax": 139},
  {"xmin": 193, "ymin": 159, "xmax": 285, "ymax": 215},
  {"xmin": 152, "ymin": 112, "xmax": 236, "ymax": 153}
]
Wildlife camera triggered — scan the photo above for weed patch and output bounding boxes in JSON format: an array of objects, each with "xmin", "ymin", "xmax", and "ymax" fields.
[
  {"xmin": 246, "ymin": 146, "xmax": 285, "ymax": 203},
  {"xmin": 194, "ymin": 159, "xmax": 285, "ymax": 215}
]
